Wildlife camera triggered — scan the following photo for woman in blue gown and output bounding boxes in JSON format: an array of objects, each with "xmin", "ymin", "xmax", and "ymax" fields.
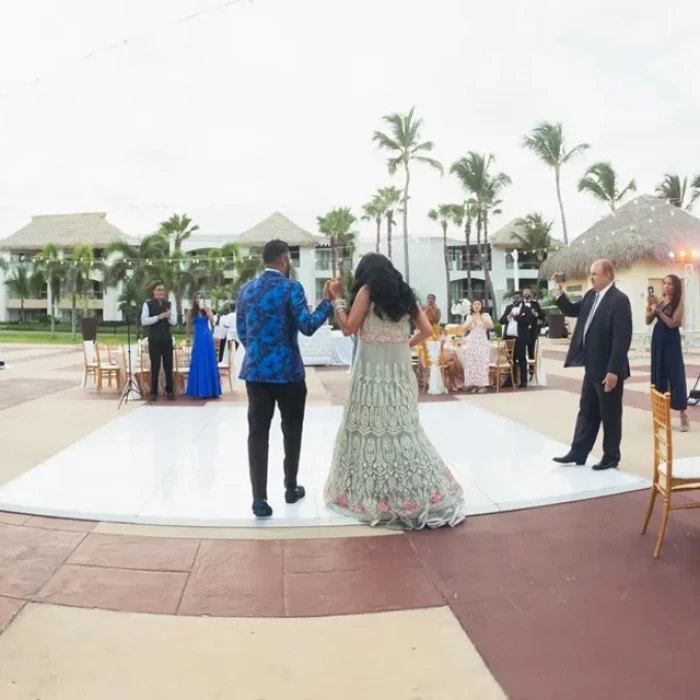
[
  {"xmin": 647, "ymin": 274, "xmax": 688, "ymax": 431},
  {"xmin": 186, "ymin": 292, "xmax": 222, "ymax": 399}
]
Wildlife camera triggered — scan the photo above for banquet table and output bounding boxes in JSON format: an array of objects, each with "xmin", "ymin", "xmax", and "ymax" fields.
[{"xmin": 330, "ymin": 330, "xmax": 353, "ymax": 366}]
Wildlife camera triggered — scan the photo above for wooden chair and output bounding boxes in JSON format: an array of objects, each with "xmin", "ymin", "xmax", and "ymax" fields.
[
  {"xmin": 489, "ymin": 339, "xmax": 516, "ymax": 393},
  {"xmin": 81, "ymin": 340, "xmax": 98, "ymax": 388},
  {"xmin": 218, "ymin": 339, "xmax": 235, "ymax": 392},
  {"xmin": 174, "ymin": 343, "xmax": 191, "ymax": 394},
  {"xmin": 94, "ymin": 343, "xmax": 122, "ymax": 392},
  {"xmin": 641, "ymin": 387, "xmax": 700, "ymax": 558},
  {"xmin": 527, "ymin": 338, "xmax": 540, "ymax": 386}
]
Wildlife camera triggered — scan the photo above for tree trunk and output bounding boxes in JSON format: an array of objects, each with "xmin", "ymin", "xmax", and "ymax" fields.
[
  {"xmin": 402, "ymin": 167, "xmax": 411, "ymax": 283},
  {"xmin": 337, "ymin": 237, "xmax": 345, "ymax": 282},
  {"xmin": 20, "ymin": 299, "xmax": 24, "ymax": 324},
  {"xmin": 375, "ymin": 216, "xmax": 381, "ymax": 254},
  {"xmin": 464, "ymin": 219, "xmax": 472, "ymax": 298},
  {"xmin": 442, "ymin": 222, "xmax": 450, "ymax": 316},
  {"xmin": 481, "ymin": 216, "xmax": 496, "ymax": 312},
  {"xmin": 331, "ymin": 236, "xmax": 337, "ymax": 277},
  {"xmin": 175, "ymin": 293, "xmax": 183, "ymax": 328},
  {"xmin": 386, "ymin": 216, "xmax": 393, "ymax": 261},
  {"xmin": 71, "ymin": 296, "xmax": 77, "ymax": 340},
  {"xmin": 555, "ymin": 166, "xmax": 569, "ymax": 245}
]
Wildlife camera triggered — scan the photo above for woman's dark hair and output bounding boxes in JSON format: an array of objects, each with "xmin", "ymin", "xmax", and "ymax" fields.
[
  {"xmin": 664, "ymin": 274, "xmax": 683, "ymax": 313},
  {"xmin": 349, "ymin": 253, "xmax": 418, "ymax": 321},
  {"xmin": 190, "ymin": 291, "xmax": 206, "ymax": 317},
  {"xmin": 470, "ymin": 299, "xmax": 483, "ymax": 314}
]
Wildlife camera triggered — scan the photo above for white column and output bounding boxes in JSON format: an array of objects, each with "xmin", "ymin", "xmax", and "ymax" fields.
[{"xmin": 512, "ymin": 248, "xmax": 520, "ymax": 294}]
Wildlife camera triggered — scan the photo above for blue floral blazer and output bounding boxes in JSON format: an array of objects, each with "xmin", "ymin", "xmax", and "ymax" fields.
[{"xmin": 236, "ymin": 270, "xmax": 332, "ymax": 383}]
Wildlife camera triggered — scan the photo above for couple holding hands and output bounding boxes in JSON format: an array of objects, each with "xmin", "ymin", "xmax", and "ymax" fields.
[{"xmin": 236, "ymin": 241, "xmax": 466, "ymax": 528}]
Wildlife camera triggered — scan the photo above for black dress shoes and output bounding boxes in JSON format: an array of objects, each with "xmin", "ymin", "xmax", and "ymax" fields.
[
  {"xmin": 592, "ymin": 460, "xmax": 619, "ymax": 471},
  {"xmin": 553, "ymin": 453, "xmax": 586, "ymax": 466},
  {"xmin": 149, "ymin": 394, "xmax": 158, "ymax": 402},
  {"xmin": 252, "ymin": 498, "xmax": 273, "ymax": 518},
  {"xmin": 285, "ymin": 486, "xmax": 306, "ymax": 504}
]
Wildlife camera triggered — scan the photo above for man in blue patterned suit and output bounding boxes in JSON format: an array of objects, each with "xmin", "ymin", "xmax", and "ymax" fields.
[{"xmin": 237, "ymin": 239, "xmax": 333, "ymax": 518}]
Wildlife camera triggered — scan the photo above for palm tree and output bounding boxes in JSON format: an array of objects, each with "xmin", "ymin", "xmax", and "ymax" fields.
[
  {"xmin": 372, "ymin": 107, "xmax": 443, "ymax": 282},
  {"xmin": 157, "ymin": 213, "xmax": 199, "ymax": 254},
  {"xmin": 376, "ymin": 186, "xmax": 401, "ymax": 262},
  {"xmin": 361, "ymin": 196, "xmax": 385, "ymax": 254},
  {"xmin": 450, "ymin": 153, "xmax": 512, "ymax": 309},
  {"xmin": 318, "ymin": 208, "xmax": 357, "ymax": 282},
  {"xmin": 159, "ymin": 251, "xmax": 197, "ymax": 323},
  {"xmin": 513, "ymin": 213, "xmax": 554, "ymax": 264},
  {"xmin": 4, "ymin": 265, "xmax": 33, "ymax": 323},
  {"xmin": 655, "ymin": 174, "xmax": 700, "ymax": 211},
  {"xmin": 64, "ymin": 245, "xmax": 102, "ymax": 339},
  {"xmin": 428, "ymin": 204, "xmax": 461, "ymax": 314},
  {"xmin": 32, "ymin": 243, "xmax": 65, "ymax": 338},
  {"xmin": 578, "ymin": 161, "xmax": 636, "ymax": 212},
  {"xmin": 192, "ymin": 243, "xmax": 241, "ymax": 293},
  {"xmin": 104, "ymin": 232, "xmax": 170, "ymax": 305},
  {"xmin": 521, "ymin": 122, "xmax": 590, "ymax": 244}
]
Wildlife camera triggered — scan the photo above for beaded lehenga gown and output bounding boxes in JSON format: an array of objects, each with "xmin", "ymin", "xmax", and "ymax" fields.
[{"xmin": 324, "ymin": 307, "xmax": 466, "ymax": 529}]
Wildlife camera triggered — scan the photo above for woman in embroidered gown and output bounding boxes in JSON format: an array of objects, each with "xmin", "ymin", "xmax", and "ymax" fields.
[
  {"xmin": 324, "ymin": 253, "xmax": 465, "ymax": 529},
  {"xmin": 186, "ymin": 292, "xmax": 222, "ymax": 399},
  {"xmin": 463, "ymin": 300, "xmax": 494, "ymax": 393}
]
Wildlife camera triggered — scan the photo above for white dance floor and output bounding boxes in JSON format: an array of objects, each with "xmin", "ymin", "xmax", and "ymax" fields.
[{"xmin": 0, "ymin": 403, "xmax": 649, "ymax": 528}]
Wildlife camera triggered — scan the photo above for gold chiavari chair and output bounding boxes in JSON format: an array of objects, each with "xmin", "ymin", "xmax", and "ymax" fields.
[
  {"xmin": 641, "ymin": 387, "xmax": 700, "ymax": 558},
  {"xmin": 174, "ymin": 343, "xmax": 192, "ymax": 394},
  {"xmin": 489, "ymin": 339, "xmax": 516, "ymax": 393},
  {"xmin": 527, "ymin": 338, "xmax": 540, "ymax": 386},
  {"xmin": 218, "ymin": 339, "xmax": 235, "ymax": 392},
  {"xmin": 94, "ymin": 342, "xmax": 122, "ymax": 392},
  {"xmin": 81, "ymin": 340, "xmax": 98, "ymax": 388}
]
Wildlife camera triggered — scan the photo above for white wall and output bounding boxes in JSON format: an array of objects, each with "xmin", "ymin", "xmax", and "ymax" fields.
[{"xmin": 0, "ymin": 251, "xmax": 8, "ymax": 322}]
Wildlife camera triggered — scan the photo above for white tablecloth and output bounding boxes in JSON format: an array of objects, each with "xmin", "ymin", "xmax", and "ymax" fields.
[
  {"xmin": 330, "ymin": 330, "xmax": 353, "ymax": 366},
  {"xmin": 425, "ymin": 340, "xmax": 447, "ymax": 395},
  {"xmin": 298, "ymin": 324, "xmax": 333, "ymax": 365}
]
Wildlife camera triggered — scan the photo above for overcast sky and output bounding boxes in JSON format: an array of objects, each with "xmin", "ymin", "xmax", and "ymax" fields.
[{"xmin": 1, "ymin": 0, "xmax": 699, "ymax": 244}]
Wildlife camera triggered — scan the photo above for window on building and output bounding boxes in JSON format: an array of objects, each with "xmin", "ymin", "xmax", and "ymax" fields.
[
  {"xmin": 315, "ymin": 248, "xmax": 332, "ymax": 271},
  {"xmin": 315, "ymin": 277, "xmax": 330, "ymax": 302}
]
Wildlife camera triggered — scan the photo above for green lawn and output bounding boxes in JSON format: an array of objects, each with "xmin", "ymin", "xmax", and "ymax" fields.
[{"xmin": 0, "ymin": 330, "xmax": 189, "ymax": 345}]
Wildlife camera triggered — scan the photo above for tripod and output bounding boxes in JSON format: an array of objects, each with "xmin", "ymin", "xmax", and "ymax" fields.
[{"xmin": 118, "ymin": 303, "xmax": 140, "ymax": 409}]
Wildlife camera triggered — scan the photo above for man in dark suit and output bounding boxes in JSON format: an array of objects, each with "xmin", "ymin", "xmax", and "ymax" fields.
[
  {"xmin": 552, "ymin": 259, "xmax": 632, "ymax": 470},
  {"xmin": 500, "ymin": 291, "xmax": 534, "ymax": 388},
  {"xmin": 237, "ymin": 240, "xmax": 333, "ymax": 518},
  {"xmin": 522, "ymin": 287, "xmax": 542, "ymax": 361}
]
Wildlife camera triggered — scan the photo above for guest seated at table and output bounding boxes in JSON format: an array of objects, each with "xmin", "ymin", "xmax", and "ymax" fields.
[
  {"xmin": 463, "ymin": 300, "xmax": 493, "ymax": 393},
  {"xmin": 423, "ymin": 294, "xmax": 442, "ymax": 339}
]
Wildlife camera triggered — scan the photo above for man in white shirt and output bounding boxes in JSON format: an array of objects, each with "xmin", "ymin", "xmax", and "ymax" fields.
[{"xmin": 140, "ymin": 282, "xmax": 178, "ymax": 401}]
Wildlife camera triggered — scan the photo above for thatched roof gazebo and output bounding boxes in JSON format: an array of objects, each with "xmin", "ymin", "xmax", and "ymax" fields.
[
  {"xmin": 0, "ymin": 213, "xmax": 127, "ymax": 250},
  {"xmin": 237, "ymin": 212, "xmax": 320, "ymax": 248},
  {"xmin": 539, "ymin": 195, "xmax": 700, "ymax": 279}
]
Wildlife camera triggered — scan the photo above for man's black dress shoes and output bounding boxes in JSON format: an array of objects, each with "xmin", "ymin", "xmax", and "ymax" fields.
[
  {"xmin": 553, "ymin": 453, "xmax": 586, "ymax": 466},
  {"xmin": 285, "ymin": 486, "xmax": 306, "ymax": 504},
  {"xmin": 592, "ymin": 460, "xmax": 619, "ymax": 471}
]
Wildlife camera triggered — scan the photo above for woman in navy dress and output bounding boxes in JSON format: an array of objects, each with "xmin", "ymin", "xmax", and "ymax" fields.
[
  {"xmin": 647, "ymin": 274, "xmax": 688, "ymax": 431},
  {"xmin": 186, "ymin": 292, "xmax": 222, "ymax": 399}
]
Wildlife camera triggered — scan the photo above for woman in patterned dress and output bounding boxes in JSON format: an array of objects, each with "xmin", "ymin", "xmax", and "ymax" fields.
[
  {"xmin": 323, "ymin": 253, "xmax": 466, "ymax": 530},
  {"xmin": 463, "ymin": 300, "xmax": 493, "ymax": 393}
]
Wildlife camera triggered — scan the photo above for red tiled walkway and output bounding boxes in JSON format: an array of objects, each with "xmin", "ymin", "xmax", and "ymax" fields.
[{"xmin": 1, "ymin": 492, "xmax": 700, "ymax": 698}]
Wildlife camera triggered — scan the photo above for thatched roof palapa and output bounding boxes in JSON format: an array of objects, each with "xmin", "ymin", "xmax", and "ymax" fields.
[
  {"xmin": 237, "ymin": 212, "xmax": 320, "ymax": 248},
  {"xmin": 0, "ymin": 213, "xmax": 127, "ymax": 250},
  {"xmin": 540, "ymin": 195, "xmax": 700, "ymax": 279}
]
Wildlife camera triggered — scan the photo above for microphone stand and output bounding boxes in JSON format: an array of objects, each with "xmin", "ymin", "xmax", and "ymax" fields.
[{"xmin": 118, "ymin": 302, "xmax": 140, "ymax": 409}]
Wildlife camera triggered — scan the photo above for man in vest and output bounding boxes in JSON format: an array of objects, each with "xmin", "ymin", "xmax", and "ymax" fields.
[{"xmin": 140, "ymin": 281, "xmax": 177, "ymax": 401}]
